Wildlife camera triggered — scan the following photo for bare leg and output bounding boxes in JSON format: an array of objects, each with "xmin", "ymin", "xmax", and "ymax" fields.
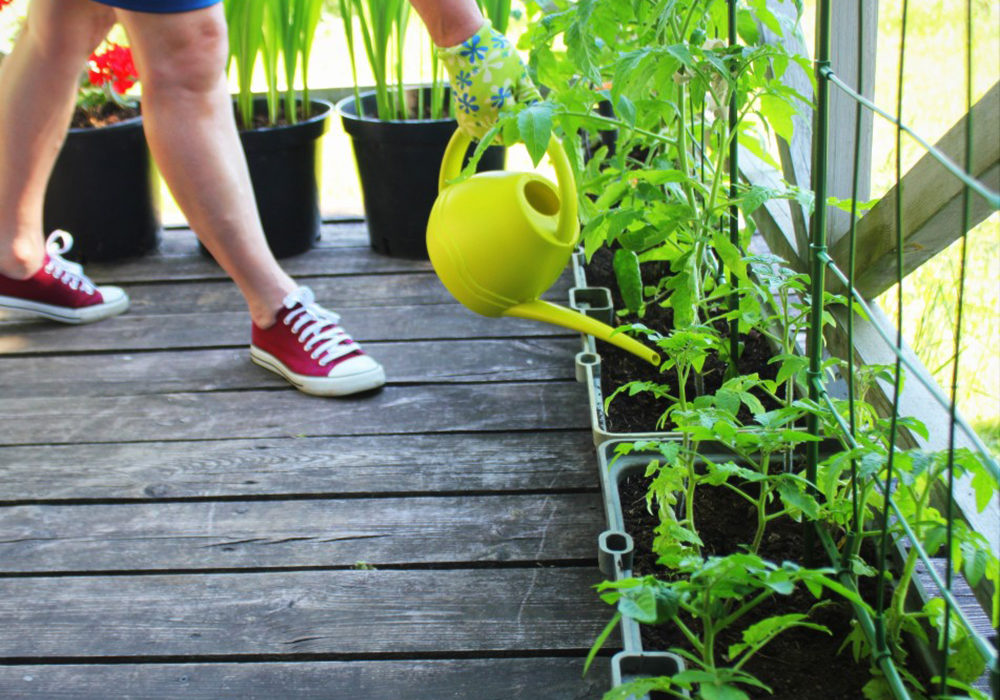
[
  {"xmin": 0, "ymin": 0, "xmax": 115, "ymax": 279},
  {"xmin": 407, "ymin": 0, "xmax": 482, "ymax": 46},
  {"xmin": 113, "ymin": 4, "xmax": 295, "ymax": 327}
]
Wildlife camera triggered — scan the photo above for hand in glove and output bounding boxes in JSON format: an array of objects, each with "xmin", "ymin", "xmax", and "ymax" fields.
[{"xmin": 438, "ymin": 21, "xmax": 540, "ymax": 141}]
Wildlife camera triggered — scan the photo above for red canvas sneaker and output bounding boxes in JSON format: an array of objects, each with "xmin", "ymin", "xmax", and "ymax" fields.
[
  {"xmin": 0, "ymin": 231, "xmax": 129, "ymax": 324},
  {"xmin": 251, "ymin": 286, "xmax": 386, "ymax": 397}
]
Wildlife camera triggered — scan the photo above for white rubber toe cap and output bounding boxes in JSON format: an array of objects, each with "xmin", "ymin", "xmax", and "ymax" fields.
[
  {"xmin": 98, "ymin": 285, "xmax": 128, "ymax": 306},
  {"xmin": 306, "ymin": 353, "xmax": 386, "ymax": 395},
  {"xmin": 251, "ymin": 349, "xmax": 387, "ymax": 397},
  {"xmin": 328, "ymin": 353, "xmax": 383, "ymax": 379}
]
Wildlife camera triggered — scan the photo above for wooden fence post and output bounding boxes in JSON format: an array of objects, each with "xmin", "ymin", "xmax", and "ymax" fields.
[
  {"xmin": 753, "ymin": 1, "xmax": 879, "ymax": 266},
  {"xmin": 822, "ymin": 1, "xmax": 879, "ymax": 248},
  {"xmin": 829, "ymin": 83, "xmax": 1000, "ymax": 299}
]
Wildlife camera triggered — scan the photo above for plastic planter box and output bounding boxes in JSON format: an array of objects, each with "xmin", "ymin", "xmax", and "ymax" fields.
[
  {"xmin": 568, "ymin": 284, "xmax": 614, "ymax": 356},
  {"xmin": 569, "ymin": 251, "xmax": 686, "ymax": 446},
  {"xmin": 594, "ymin": 438, "xmax": 784, "ymax": 700},
  {"xmin": 596, "ymin": 457, "xmax": 689, "ymax": 700},
  {"xmin": 595, "ymin": 438, "xmax": 856, "ymax": 699},
  {"xmin": 598, "ymin": 530, "xmax": 688, "ymax": 700},
  {"xmin": 568, "ymin": 250, "xmax": 820, "ymax": 447},
  {"xmin": 575, "ymin": 350, "xmax": 687, "ymax": 446}
]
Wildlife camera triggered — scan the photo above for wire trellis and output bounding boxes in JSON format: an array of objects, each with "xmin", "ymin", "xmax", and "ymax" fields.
[{"xmin": 805, "ymin": 1, "xmax": 999, "ymax": 698}]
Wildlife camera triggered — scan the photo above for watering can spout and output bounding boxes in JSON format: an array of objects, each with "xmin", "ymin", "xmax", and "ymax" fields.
[{"xmin": 504, "ymin": 300, "xmax": 660, "ymax": 366}]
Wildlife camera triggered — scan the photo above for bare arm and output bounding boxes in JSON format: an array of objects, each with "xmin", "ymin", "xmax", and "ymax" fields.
[{"xmin": 407, "ymin": 0, "xmax": 485, "ymax": 47}]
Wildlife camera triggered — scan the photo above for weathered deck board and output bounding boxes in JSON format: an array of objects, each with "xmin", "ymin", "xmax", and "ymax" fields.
[
  {"xmin": 0, "ymin": 219, "xmax": 609, "ymax": 699},
  {"xmin": 0, "ymin": 338, "xmax": 579, "ymax": 397},
  {"xmin": 53, "ymin": 270, "xmax": 573, "ymax": 314},
  {"xmin": 0, "ymin": 305, "xmax": 576, "ymax": 354},
  {"xmin": 116, "ymin": 274, "xmax": 471, "ymax": 312},
  {"xmin": 0, "ymin": 431, "xmax": 595, "ymax": 502},
  {"xmin": 0, "ymin": 569, "xmax": 612, "ymax": 658},
  {"xmin": 0, "ymin": 383, "xmax": 589, "ymax": 446},
  {"xmin": 151, "ymin": 222, "xmax": 373, "ymax": 256},
  {"xmin": 0, "ymin": 493, "xmax": 604, "ymax": 572},
  {"xmin": 0, "ymin": 273, "xmax": 571, "ymax": 324},
  {"xmin": 87, "ymin": 242, "xmax": 433, "ymax": 284},
  {"xmin": 0, "ymin": 659, "xmax": 611, "ymax": 700}
]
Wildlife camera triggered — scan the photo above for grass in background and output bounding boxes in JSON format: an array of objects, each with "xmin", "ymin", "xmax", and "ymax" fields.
[{"xmin": 870, "ymin": 0, "xmax": 999, "ymax": 441}]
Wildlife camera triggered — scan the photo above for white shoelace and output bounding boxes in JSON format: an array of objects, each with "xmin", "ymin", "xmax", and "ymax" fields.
[
  {"xmin": 43, "ymin": 230, "xmax": 96, "ymax": 295},
  {"xmin": 282, "ymin": 287, "xmax": 357, "ymax": 367}
]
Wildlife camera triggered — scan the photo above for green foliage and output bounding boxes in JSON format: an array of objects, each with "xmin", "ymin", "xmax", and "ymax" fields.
[
  {"xmin": 518, "ymin": 0, "xmax": 813, "ymax": 338},
  {"xmin": 338, "ymin": 0, "xmax": 519, "ymax": 121},
  {"xmin": 224, "ymin": 0, "xmax": 326, "ymax": 128},
  {"xmin": 225, "ymin": 0, "xmax": 267, "ymax": 128},
  {"xmin": 276, "ymin": 0, "xmax": 325, "ymax": 121},
  {"xmin": 592, "ymin": 555, "xmax": 857, "ymax": 698},
  {"xmin": 526, "ymin": 0, "xmax": 1000, "ymax": 696},
  {"xmin": 476, "ymin": 0, "xmax": 513, "ymax": 34},
  {"xmin": 340, "ymin": 0, "xmax": 415, "ymax": 120}
]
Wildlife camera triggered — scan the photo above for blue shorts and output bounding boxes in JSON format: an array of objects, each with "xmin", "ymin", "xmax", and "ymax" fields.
[{"xmin": 94, "ymin": 0, "xmax": 221, "ymax": 12}]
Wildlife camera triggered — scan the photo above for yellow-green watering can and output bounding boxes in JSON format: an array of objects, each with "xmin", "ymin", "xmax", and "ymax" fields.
[{"xmin": 426, "ymin": 129, "xmax": 660, "ymax": 366}]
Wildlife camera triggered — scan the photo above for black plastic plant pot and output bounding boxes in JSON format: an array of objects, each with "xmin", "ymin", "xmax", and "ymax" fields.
[
  {"xmin": 337, "ymin": 87, "xmax": 505, "ymax": 259},
  {"xmin": 43, "ymin": 115, "xmax": 160, "ymax": 263},
  {"xmin": 581, "ymin": 99, "xmax": 619, "ymax": 164},
  {"xmin": 238, "ymin": 98, "xmax": 332, "ymax": 259}
]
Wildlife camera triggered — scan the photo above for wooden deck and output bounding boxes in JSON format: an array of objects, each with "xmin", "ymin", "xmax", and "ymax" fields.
[{"xmin": 0, "ymin": 222, "xmax": 613, "ymax": 699}]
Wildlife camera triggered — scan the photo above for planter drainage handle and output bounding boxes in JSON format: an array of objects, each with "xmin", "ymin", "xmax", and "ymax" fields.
[
  {"xmin": 426, "ymin": 128, "xmax": 660, "ymax": 367},
  {"xmin": 598, "ymin": 530, "xmax": 634, "ymax": 578}
]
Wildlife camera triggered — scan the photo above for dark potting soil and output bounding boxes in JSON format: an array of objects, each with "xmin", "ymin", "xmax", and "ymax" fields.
[
  {"xmin": 584, "ymin": 248, "xmax": 781, "ymax": 432},
  {"xmin": 353, "ymin": 99, "xmax": 454, "ymax": 121},
  {"xmin": 619, "ymin": 471, "xmax": 878, "ymax": 699},
  {"xmin": 70, "ymin": 103, "xmax": 140, "ymax": 129},
  {"xmin": 584, "ymin": 247, "xmax": 893, "ymax": 695},
  {"xmin": 241, "ymin": 103, "xmax": 324, "ymax": 130}
]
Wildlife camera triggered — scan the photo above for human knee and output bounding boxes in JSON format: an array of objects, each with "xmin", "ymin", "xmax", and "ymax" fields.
[{"xmin": 138, "ymin": 13, "xmax": 228, "ymax": 95}]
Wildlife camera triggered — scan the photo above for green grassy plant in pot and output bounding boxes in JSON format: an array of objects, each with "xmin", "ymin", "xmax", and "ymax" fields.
[
  {"xmin": 335, "ymin": 0, "xmax": 506, "ymax": 259},
  {"xmin": 42, "ymin": 41, "xmax": 161, "ymax": 263},
  {"xmin": 223, "ymin": 0, "xmax": 329, "ymax": 259}
]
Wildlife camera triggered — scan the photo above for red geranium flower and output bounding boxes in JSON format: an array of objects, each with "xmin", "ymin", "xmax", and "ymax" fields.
[{"xmin": 87, "ymin": 43, "xmax": 138, "ymax": 95}]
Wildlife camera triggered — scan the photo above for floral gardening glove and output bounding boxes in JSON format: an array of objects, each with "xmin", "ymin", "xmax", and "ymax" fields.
[{"xmin": 438, "ymin": 21, "xmax": 541, "ymax": 141}]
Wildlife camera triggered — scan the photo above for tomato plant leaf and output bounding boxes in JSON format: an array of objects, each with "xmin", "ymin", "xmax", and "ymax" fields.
[
  {"xmin": 700, "ymin": 683, "xmax": 751, "ymax": 700},
  {"xmin": 759, "ymin": 93, "xmax": 796, "ymax": 143},
  {"xmin": 517, "ymin": 101, "xmax": 554, "ymax": 166}
]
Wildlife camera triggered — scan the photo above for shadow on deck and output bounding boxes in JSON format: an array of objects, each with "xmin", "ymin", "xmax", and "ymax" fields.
[{"xmin": 0, "ymin": 221, "xmax": 613, "ymax": 699}]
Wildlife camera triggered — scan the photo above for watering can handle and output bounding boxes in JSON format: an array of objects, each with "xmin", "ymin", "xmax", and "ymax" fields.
[{"xmin": 438, "ymin": 129, "xmax": 579, "ymax": 246}]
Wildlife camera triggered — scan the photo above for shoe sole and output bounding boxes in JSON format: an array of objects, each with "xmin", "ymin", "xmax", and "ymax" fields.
[
  {"xmin": 0, "ymin": 291, "xmax": 129, "ymax": 324},
  {"xmin": 250, "ymin": 346, "xmax": 387, "ymax": 397}
]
